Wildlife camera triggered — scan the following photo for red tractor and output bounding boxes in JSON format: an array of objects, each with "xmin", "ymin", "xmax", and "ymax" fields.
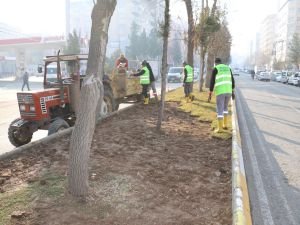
[{"xmin": 8, "ymin": 54, "xmax": 142, "ymax": 147}]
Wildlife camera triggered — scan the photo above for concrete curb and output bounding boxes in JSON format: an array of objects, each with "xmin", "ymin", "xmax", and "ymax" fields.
[
  {"xmin": 0, "ymin": 103, "xmax": 139, "ymax": 161},
  {"xmin": 232, "ymin": 100, "xmax": 252, "ymax": 225}
]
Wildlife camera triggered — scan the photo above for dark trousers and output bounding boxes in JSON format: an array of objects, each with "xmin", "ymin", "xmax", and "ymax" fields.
[
  {"xmin": 142, "ymin": 84, "xmax": 149, "ymax": 98},
  {"xmin": 184, "ymin": 82, "xmax": 192, "ymax": 97},
  {"xmin": 22, "ymin": 81, "xmax": 30, "ymax": 91}
]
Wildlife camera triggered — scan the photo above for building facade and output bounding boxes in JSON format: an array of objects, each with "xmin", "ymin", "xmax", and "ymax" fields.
[{"xmin": 275, "ymin": 0, "xmax": 300, "ymax": 65}]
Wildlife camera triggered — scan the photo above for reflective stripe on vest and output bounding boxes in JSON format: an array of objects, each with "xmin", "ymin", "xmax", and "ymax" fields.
[
  {"xmin": 140, "ymin": 66, "xmax": 150, "ymax": 84},
  {"xmin": 214, "ymin": 64, "xmax": 232, "ymax": 96},
  {"xmin": 185, "ymin": 65, "xmax": 193, "ymax": 83}
]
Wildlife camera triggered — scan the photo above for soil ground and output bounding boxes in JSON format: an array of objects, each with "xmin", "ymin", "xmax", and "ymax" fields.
[{"xmin": 0, "ymin": 97, "xmax": 232, "ymax": 225}]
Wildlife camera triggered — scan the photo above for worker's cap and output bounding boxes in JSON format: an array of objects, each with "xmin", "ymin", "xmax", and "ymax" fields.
[
  {"xmin": 182, "ymin": 61, "xmax": 187, "ymax": 65},
  {"xmin": 120, "ymin": 53, "xmax": 125, "ymax": 57},
  {"xmin": 141, "ymin": 60, "xmax": 147, "ymax": 66},
  {"xmin": 215, "ymin": 58, "xmax": 222, "ymax": 64}
]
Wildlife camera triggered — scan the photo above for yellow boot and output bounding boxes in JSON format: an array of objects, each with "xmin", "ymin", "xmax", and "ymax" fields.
[
  {"xmin": 185, "ymin": 97, "xmax": 190, "ymax": 103},
  {"xmin": 223, "ymin": 115, "xmax": 228, "ymax": 129},
  {"xmin": 189, "ymin": 94, "xmax": 195, "ymax": 102},
  {"xmin": 215, "ymin": 118, "xmax": 224, "ymax": 133},
  {"xmin": 144, "ymin": 97, "xmax": 149, "ymax": 105}
]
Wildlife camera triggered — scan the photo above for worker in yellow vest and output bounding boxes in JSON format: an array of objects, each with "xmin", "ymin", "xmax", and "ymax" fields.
[
  {"xmin": 208, "ymin": 58, "xmax": 235, "ymax": 133},
  {"xmin": 182, "ymin": 61, "xmax": 194, "ymax": 102},
  {"xmin": 131, "ymin": 60, "xmax": 151, "ymax": 105}
]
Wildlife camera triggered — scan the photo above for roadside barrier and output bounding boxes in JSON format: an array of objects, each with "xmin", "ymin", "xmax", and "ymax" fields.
[{"xmin": 232, "ymin": 101, "xmax": 252, "ymax": 225}]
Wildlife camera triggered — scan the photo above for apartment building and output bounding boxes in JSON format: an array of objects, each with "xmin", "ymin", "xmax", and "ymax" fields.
[{"xmin": 276, "ymin": 0, "xmax": 300, "ymax": 63}]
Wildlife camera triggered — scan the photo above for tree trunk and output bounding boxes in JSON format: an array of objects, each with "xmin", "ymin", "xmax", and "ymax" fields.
[
  {"xmin": 68, "ymin": 76, "xmax": 100, "ymax": 197},
  {"xmin": 184, "ymin": 0, "xmax": 194, "ymax": 67},
  {"xmin": 199, "ymin": 47, "xmax": 206, "ymax": 92},
  {"xmin": 205, "ymin": 52, "xmax": 214, "ymax": 88},
  {"xmin": 157, "ymin": 0, "xmax": 170, "ymax": 130},
  {"xmin": 68, "ymin": 0, "xmax": 117, "ymax": 198}
]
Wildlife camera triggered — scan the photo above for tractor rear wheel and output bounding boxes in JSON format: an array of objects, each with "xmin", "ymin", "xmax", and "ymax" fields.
[
  {"xmin": 8, "ymin": 118, "xmax": 32, "ymax": 147},
  {"xmin": 100, "ymin": 85, "xmax": 116, "ymax": 117},
  {"xmin": 48, "ymin": 118, "xmax": 70, "ymax": 136}
]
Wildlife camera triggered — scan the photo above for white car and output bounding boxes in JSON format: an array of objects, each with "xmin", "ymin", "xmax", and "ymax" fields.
[
  {"xmin": 257, "ymin": 72, "xmax": 271, "ymax": 81},
  {"xmin": 232, "ymin": 68, "xmax": 240, "ymax": 76},
  {"xmin": 167, "ymin": 67, "xmax": 184, "ymax": 83},
  {"xmin": 287, "ymin": 73, "xmax": 300, "ymax": 85},
  {"xmin": 275, "ymin": 75, "xmax": 282, "ymax": 82},
  {"xmin": 271, "ymin": 71, "xmax": 282, "ymax": 81}
]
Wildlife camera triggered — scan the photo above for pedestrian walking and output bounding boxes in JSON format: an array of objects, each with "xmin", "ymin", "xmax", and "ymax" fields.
[
  {"xmin": 146, "ymin": 61, "xmax": 158, "ymax": 102},
  {"xmin": 21, "ymin": 69, "xmax": 31, "ymax": 91},
  {"xmin": 250, "ymin": 69, "xmax": 255, "ymax": 80},
  {"xmin": 131, "ymin": 60, "xmax": 150, "ymax": 105},
  {"xmin": 208, "ymin": 58, "xmax": 235, "ymax": 133},
  {"xmin": 182, "ymin": 61, "xmax": 194, "ymax": 102}
]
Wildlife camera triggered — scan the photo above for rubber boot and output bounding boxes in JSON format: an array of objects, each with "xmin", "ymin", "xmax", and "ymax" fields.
[
  {"xmin": 189, "ymin": 94, "xmax": 195, "ymax": 102},
  {"xmin": 144, "ymin": 97, "xmax": 149, "ymax": 105},
  {"xmin": 215, "ymin": 118, "xmax": 224, "ymax": 133},
  {"xmin": 223, "ymin": 115, "xmax": 228, "ymax": 130}
]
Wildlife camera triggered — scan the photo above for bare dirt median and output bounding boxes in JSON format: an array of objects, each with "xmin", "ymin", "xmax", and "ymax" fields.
[{"xmin": 0, "ymin": 91, "xmax": 232, "ymax": 225}]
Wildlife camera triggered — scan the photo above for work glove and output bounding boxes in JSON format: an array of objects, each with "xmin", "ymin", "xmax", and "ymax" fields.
[
  {"xmin": 232, "ymin": 91, "xmax": 235, "ymax": 100},
  {"xmin": 208, "ymin": 91, "xmax": 212, "ymax": 102}
]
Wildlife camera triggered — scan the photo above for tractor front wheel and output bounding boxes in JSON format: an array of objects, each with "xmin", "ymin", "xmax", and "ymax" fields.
[
  {"xmin": 48, "ymin": 118, "xmax": 70, "ymax": 136},
  {"xmin": 8, "ymin": 118, "xmax": 33, "ymax": 147}
]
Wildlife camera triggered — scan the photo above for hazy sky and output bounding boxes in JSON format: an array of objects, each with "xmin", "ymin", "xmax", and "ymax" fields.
[
  {"xmin": 0, "ymin": 0, "xmax": 66, "ymax": 35},
  {"xmin": 227, "ymin": 0, "xmax": 278, "ymax": 64},
  {"xmin": 0, "ymin": 0, "xmax": 279, "ymax": 64}
]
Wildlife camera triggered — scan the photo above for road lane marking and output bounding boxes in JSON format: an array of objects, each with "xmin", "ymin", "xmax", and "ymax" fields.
[
  {"xmin": 271, "ymin": 94, "xmax": 300, "ymax": 114},
  {"xmin": 238, "ymin": 90, "xmax": 297, "ymax": 225},
  {"xmin": 236, "ymin": 92, "xmax": 275, "ymax": 225}
]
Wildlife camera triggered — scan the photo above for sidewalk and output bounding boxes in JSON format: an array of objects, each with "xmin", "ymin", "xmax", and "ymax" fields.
[{"xmin": 0, "ymin": 76, "xmax": 43, "ymax": 83}]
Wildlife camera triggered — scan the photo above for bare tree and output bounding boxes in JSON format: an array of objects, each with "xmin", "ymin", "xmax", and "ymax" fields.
[
  {"xmin": 183, "ymin": 0, "xmax": 194, "ymax": 67},
  {"xmin": 195, "ymin": 0, "xmax": 220, "ymax": 91},
  {"xmin": 157, "ymin": 0, "xmax": 170, "ymax": 130},
  {"xmin": 68, "ymin": 0, "xmax": 117, "ymax": 198},
  {"xmin": 288, "ymin": 33, "xmax": 300, "ymax": 70},
  {"xmin": 208, "ymin": 22, "xmax": 231, "ymax": 64}
]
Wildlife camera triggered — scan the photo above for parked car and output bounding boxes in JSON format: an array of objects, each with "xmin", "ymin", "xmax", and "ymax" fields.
[
  {"xmin": 257, "ymin": 71, "xmax": 271, "ymax": 81},
  {"xmin": 280, "ymin": 71, "xmax": 293, "ymax": 83},
  {"xmin": 271, "ymin": 71, "xmax": 282, "ymax": 81},
  {"xmin": 276, "ymin": 75, "xmax": 282, "ymax": 82},
  {"xmin": 167, "ymin": 67, "xmax": 184, "ymax": 83},
  {"xmin": 232, "ymin": 68, "xmax": 240, "ymax": 76},
  {"xmin": 194, "ymin": 67, "xmax": 200, "ymax": 81},
  {"xmin": 287, "ymin": 73, "xmax": 300, "ymax": 85}
]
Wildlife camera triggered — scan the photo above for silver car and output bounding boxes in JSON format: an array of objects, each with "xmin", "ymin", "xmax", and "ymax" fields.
[
  {"xmin": 287, "ymin": 73, "xmax": 300, "ymax": 85},
  {"xmin": 257, "ymin": 72, "xmax": 271, "ymax": 81}
]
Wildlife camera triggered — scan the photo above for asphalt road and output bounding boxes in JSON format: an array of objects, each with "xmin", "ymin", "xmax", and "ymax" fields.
[
  {"xmin": 0, "ymin": 78, "xmax": 181, "ymax": 155},
  {"xmin": 235, "ymin": 73, "xmax": 300, "ymax": 225},
  {"xmin": 0, "ymin": 80, "xmax": 47, "ymax": 154}
]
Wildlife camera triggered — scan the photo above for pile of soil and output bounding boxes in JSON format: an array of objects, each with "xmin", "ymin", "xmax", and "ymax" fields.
[{"xmin": 0, "ymin": 102, "xmax": 232, "ymax": 225}]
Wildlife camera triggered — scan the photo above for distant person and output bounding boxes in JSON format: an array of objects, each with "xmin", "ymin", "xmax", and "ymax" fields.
[
  {"xmin": 250, "ymin": 69, "xmax": 255, "ymax": 80},
  {"xmin": 131, "ymin": 60, "xmax": 150, "ymax": 105},
  {"xmin": 182, "ymin": 61, "xmax": 194, "ymax": 102},
  {"xmin": 208, "ymin": 58, "xmax": 235, "ymax": 133},
  {"xmin": 146, "ymin": 61, "xmax": 158, "ymax": 102},
  {"xmin": 21, "ymin": 69, "xmax": 30, "ymax": 91},
  {"xmin": 115, "ymin": 53, "xmax": 128, "ymax": 70}
]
